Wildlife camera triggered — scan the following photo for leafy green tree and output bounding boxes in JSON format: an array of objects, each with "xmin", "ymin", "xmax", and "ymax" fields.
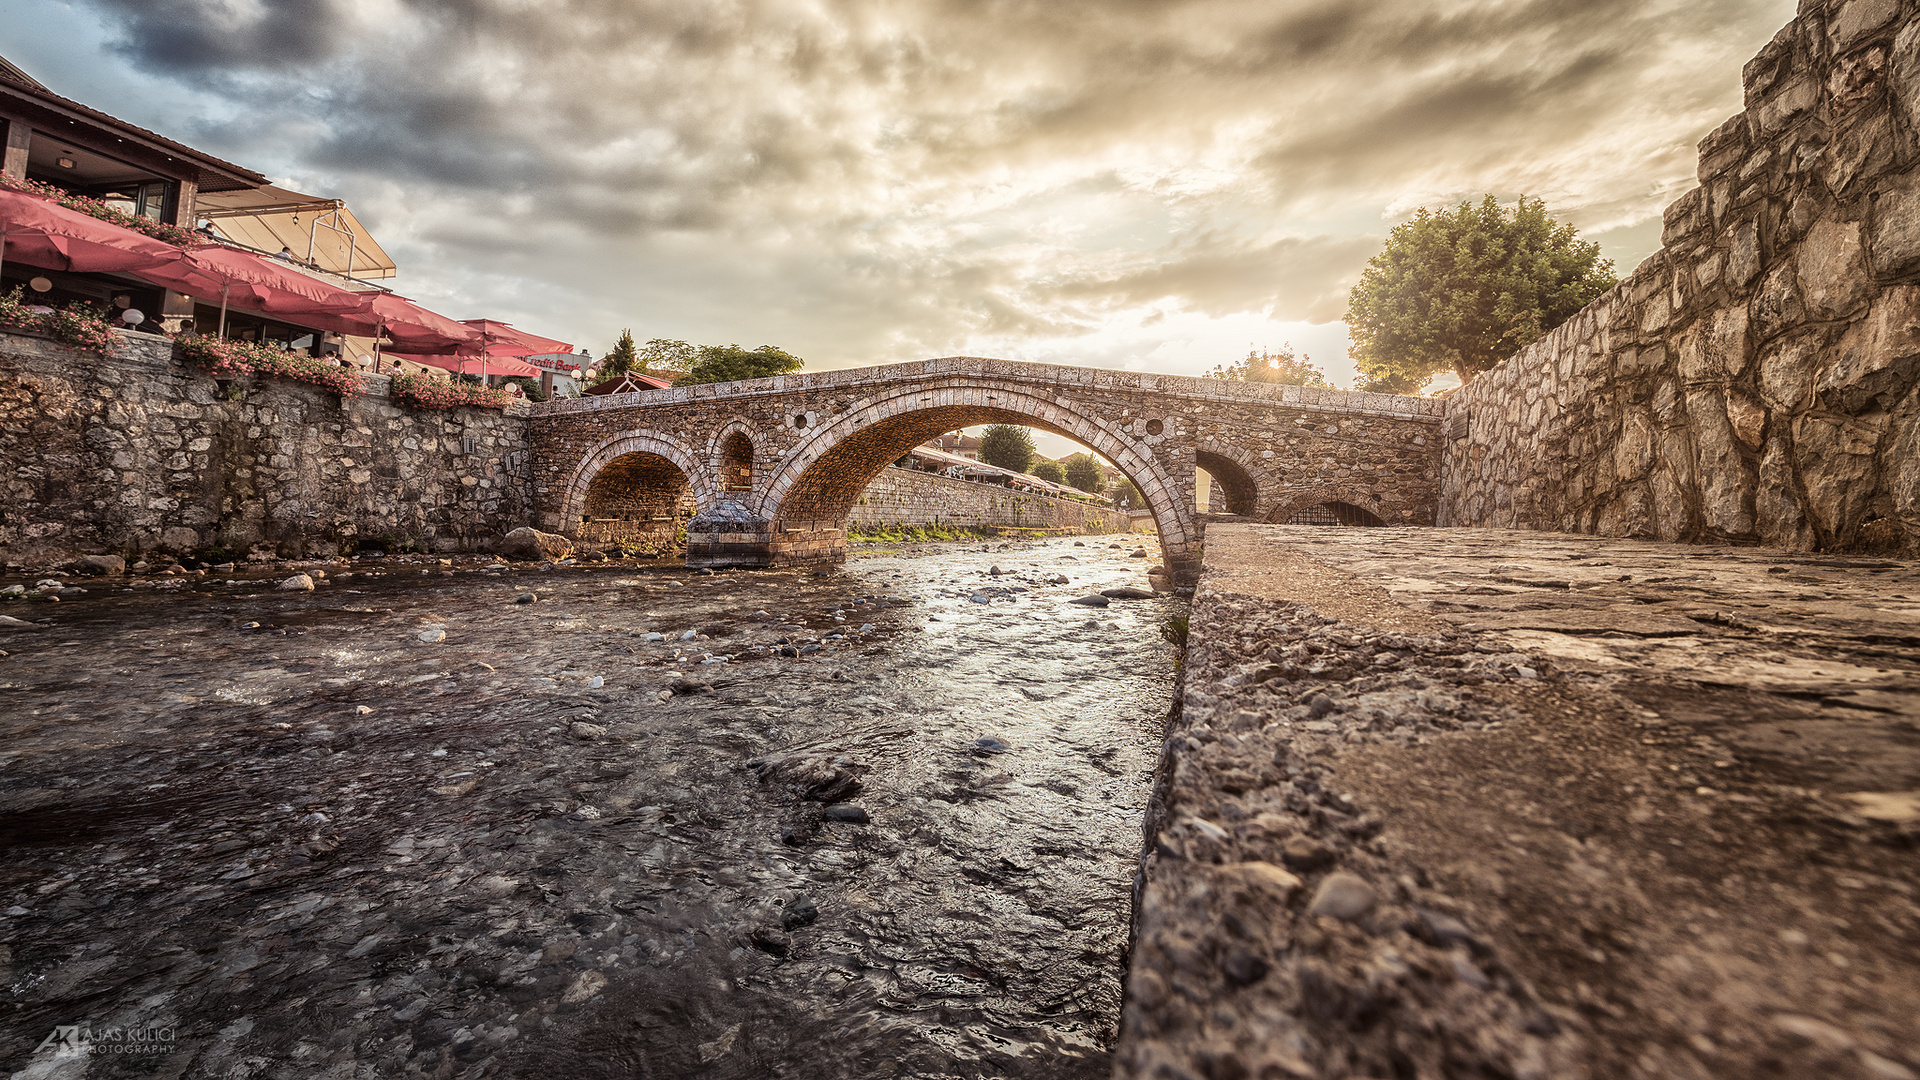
[
  {"xmin": 674, "ymin": 344, "xmax": 804, "ymax": 387},
  {"xmin": 978, "ymin": 424, "xmax": 1035, "ymax": 473},
  {"xmin": 1346, "ymin": 195, "xmax": 1617, "ymax": 393},
  {"xmin": 600, "ymin": 329, "xmax": 639, "ymax": 380},
  {"xmin": 1030, "ymin": 460, "xmax": 1066, "ymax": 484},
  {"xmin": 1113, "ymin": 478, "xmax": 1146, "ymax": 509},
  {"xmin": 638, "ymin": 338, "xmax": 699, "ymax": 380},
  {"xmin": 1064, "ymin": 453, "xmax": 1104, "ymax": 494},
  {"xmin": 1206, "ymin": 345, "xmax": 1330, "ymax": 388}
]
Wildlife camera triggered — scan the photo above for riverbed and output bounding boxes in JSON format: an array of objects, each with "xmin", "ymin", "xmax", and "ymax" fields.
[{"xmin": 0, "ymin": 537, "xmax": 1178, "ymax": 1079}]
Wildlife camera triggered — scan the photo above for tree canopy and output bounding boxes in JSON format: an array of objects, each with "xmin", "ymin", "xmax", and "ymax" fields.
[
  {"xmin": 638, "ymin": 338, "xmax": 699, "ymax": 381},
  {"xmin": 1205, "ymin": 345, "xmax": 1330, "ymax": 388},
  {"xmin": 1030, "ymin": 460, "xmax": 1066, "ymax": 484},
  {"xmin": 674, "ymin": 344, "xmax": 804, "ymax": 387},
  {"xmin": 599, "ymin": 329, "xmax": 639, "ymax": 380},
  {"xmin": 1063, "ymin": 453, "xmax": 1104, "ymax": 494},
  {"xmin": 1345, "ymin": 195, "xmax": 1617, "ymax": 393},
  {"xmin": 978, "ymin": 424, "xmax": 1035, "ymax": 473}
]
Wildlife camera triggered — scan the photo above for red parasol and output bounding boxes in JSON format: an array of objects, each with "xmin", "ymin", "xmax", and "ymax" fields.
[
  {"xmin": 0, "ymin": 187, "xmax": 192, "ymax": 280},
  {"xmin": 387, "ymin": 351, "xmax": 541, "ymax": 378}
]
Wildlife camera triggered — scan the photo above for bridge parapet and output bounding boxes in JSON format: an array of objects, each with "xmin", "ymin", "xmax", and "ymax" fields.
[{"xmin": 529, "ymin": 356, "xmax": 1443, "ymax": 422}]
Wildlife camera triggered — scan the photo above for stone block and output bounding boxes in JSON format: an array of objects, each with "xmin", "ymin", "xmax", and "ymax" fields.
[
  {"xmin": 1818, "ymin": 284, "xmax": 1920, "ymax": 412},
  {"xmin": 1614, "ymin": 408, "xmax": 1657, "ymax": 481},
  {"xmin": 1828, "ymin": 0, "xmax": 1899, "ymax": 51},
  {"xmin": 1750, "ymin": 260, "xmax": 1806, "ymax": 341},
  {"xmin": 1869, "ymin": 169, "xmax": 1920, "ymax": 278},
  {"xmin": 1756, "ymin": 75, "xmax": 1819, "ymax": 134},
  {"xmin": 1676, "ymin": 307, "xmax": 1751, "ymax": 380},
  {"xmin": 1796, "ymin": 218, "xmax": 1872, "ymax": 318},
  {"xmin": 1892, "ymin": 403, "xmax": 1920, "ymax": 538},
  {"xmin": 1687, "ymin": 387, "xmax": 1757, "ymax": 536},
  {"xmin": 1757, "ymin": 432, "xmax": 1815, "ymax": 548},
  {"xmin": 1727, "ymin": 217, "xmax": 1763, "ymax": 287},
  {"xmin": 1793, "ymin": 413, "xmax": 1887, "ymax": 542}
]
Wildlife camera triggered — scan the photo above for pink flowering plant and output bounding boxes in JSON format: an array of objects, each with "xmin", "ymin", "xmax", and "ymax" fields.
[
  {"xmin": 0, "ymin": 287, "xmax": 120, "ymax": 353},
  {"xmin": 175, "ymin": 334, "xmax": 363, "ymax": 395},
  {"xmin": 387, "ymin": 371, "xmax": 514, "ymax": 411},
  {"xmin": 0, "ymin": 173, "xmax": 201, "ymax": 248}
]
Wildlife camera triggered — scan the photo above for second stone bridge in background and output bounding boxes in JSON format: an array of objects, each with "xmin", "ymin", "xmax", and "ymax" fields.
[{"xmin": 527, "ymin": 356, "xmax": 1445, "ymax": 580}]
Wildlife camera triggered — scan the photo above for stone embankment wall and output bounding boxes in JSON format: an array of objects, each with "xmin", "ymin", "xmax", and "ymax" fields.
[
  {"xmin": 1442, "ymin": 0, "xmax": 1920, "ymax": 556},
  {"xmin": 848, "ymin": 466, "xmax": 1135, "ymax": 534},
  {"xmin": 0, "ymin": 329, "xmax": 531, "ymax": 560}
]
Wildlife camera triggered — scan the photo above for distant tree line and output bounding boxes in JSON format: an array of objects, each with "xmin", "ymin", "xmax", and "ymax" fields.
[{"xmin": 598, "ymin": 329, "xmax": 803, "ymax": 387}]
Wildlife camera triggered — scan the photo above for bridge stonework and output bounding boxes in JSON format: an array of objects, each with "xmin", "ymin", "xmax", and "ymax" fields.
[{"xmin": 528, "ymin": 357, "xmax": 1443, "ymax": 580}]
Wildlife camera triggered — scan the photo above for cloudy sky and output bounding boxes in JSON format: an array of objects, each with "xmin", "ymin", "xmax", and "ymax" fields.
[{"xmin": 7, "ymin": 0, "xmax": 1794, "ymax": 390}]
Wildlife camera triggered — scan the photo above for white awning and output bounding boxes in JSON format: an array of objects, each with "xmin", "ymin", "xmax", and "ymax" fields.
[{"xmin": 195, "ymin": 184, "xmax": 397, "ymax": 280}]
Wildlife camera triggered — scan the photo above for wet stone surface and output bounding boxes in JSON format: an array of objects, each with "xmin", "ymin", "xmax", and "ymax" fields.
[
  {"xmin": 0, "ymin": 537, "xmax": 1177, "ymax": 1079},
  {"xmin": 1121, "ymin": 526, "xmax": 1920, "ymax": 1080}
]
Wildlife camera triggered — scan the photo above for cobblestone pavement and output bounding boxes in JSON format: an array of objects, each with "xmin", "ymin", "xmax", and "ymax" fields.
[
  {"xmin": 1121, "ymin": 525, "xmax": 1919, "ymax": 1080},
  {"xmin": 0, "ymin": 538, "xmax": 1177, "ymax": 1079}
]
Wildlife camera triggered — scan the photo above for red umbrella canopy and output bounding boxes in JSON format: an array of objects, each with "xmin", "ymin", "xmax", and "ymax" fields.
[
  {"xmin": 130, "ymin": 243, "xmax": 389, "ymax": 336},
  {"xmin": 386, "ymin": 352, "xmax": 542, "ymax": 378},
  {"xmin": 0, "ymin": 188, "xmax": 192, "ymax": 275},
  {"xmin": 361, "ymin": 293, "xmax": 482, "ymax": 353},
  {"xmin": 460, "ymin": 319, "xmax": 571, "ymax": 357}
]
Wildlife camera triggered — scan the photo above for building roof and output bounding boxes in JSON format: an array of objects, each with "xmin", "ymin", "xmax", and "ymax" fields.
[
  {"xmin": 0, "ymin": 54, "xmax": 267, "ymax": 193},
  {"xmin": 585, "ymin": 372, "xmax": 674, "ymax": 395}
]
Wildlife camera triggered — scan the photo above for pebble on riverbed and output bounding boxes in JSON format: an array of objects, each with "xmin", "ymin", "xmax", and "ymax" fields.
[
  {"xmin": 1071, "ymin": 594, "xmax": 1110, "ymax": 607},
  {"xmin": 823, "ymin": 803, "xmax": 870, "ymax": 824}
]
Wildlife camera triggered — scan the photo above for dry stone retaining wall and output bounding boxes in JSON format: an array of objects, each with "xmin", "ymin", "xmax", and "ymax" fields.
[
  {"xmin": 849, "ymin": 466, "xmax": 1135, "ymax": 534},
  {"xmin": 0, "ymin": 329, "xmax": 532, "ymax": 560},
  {"xmin": 1442, "ymin": 0, "xmax": 1920, "ymax": 556}
]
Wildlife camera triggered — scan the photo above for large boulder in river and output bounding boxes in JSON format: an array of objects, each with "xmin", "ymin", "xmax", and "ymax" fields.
[
  {"xmin": 72, "ymin": 554, "xmax": 125, "ymax": 576},
  {"xmin": 500, "ymin": 527, "xmax": 573, "ymax": 562}
]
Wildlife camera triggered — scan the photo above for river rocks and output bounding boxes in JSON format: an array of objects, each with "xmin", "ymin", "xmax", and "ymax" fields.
[
  {"xmin": 753, "ymin": 752, "xmax": 866, "ymax": 803},
  {"xmin": 277, "ymin": 573, "xmax": 315, "ymax": 592},
  {"xmin": 1070, "ymin": 594, "xmax": 1110, "ymax": 607},
  {"xmin": 781, "ymin": 897, "xmax": 820, "ymax": 930},
  {"xmin": 822, "ymin": 803, "xmax": 870, "ymax": 824},
  {"xmin": 72, "ymin": 554, "xmax": 125, "ymax": 576},
  {"xmin": 515, "ymin": 592, "xmax": 537, "ymax": 604},
  {"xmin": 500, "ymin": 527, "xmax": 572, "ymax": 562},
  {"xmin": 418, "ymin": 627, "xmax": 446, "ymax": 644},
  {"xmin": 1129, "ymin": 548, "xmax": 1148, "ymax": 558},
  {"xmin": 1307, "ymin": 872, "xmax": 1378, "ymax": 921},
  {"xmin": 569, "ymin": 721, "xmax": 607, "ymax": 740},
  {"xmin": 972, "ymin": 737, "xmax": 1011, "ymax": 755},
  {"xmin": 1100, "ymin": 587, "xmax": 1156, "ymax": 600},
  {"xmin": 1279, "ymin": 836, "xmax": 1336, "ymax": 872}
]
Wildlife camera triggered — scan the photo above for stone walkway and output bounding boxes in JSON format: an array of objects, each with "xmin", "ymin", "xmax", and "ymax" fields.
[{"xmin": 1119, "ymin": 525, "xmax": 1919, "ymax": 1080}]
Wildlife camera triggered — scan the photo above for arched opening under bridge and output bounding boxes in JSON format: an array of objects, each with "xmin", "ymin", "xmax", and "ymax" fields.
[{"xmin": 718, "ymin": 390, "xmax": 1198, "ymax": 579}]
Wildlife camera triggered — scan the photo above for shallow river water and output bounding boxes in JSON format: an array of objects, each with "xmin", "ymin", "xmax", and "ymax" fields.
[{"xmin": 0, "ymin": 537, "xmax": 1177, "ymax": 1079}]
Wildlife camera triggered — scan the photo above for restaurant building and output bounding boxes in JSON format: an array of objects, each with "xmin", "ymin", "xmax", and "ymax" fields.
[{"xmin": 0, "ymin": 54, "xmax": 567, "ymax": 379}]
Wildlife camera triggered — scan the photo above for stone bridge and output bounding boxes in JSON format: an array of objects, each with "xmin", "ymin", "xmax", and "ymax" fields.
[{"xmin": 527, "ymin": 357, "xmax": 1444, "ymax": 580}]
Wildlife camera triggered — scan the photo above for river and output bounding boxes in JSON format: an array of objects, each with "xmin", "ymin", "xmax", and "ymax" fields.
[{"xmin": 0, "ymin": 536, "xmax": 1177, "ymax": 1079}]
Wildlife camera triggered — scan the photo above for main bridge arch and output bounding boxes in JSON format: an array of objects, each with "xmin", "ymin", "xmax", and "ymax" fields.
[{"xmin": 707, "ymin": 380, "xmax": 1198, "ymax": 577}]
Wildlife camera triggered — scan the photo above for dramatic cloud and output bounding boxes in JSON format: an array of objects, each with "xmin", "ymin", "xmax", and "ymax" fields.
[{"xmin": 10, "ymin": 0, "xmax": 1796, "ymax": 381}]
